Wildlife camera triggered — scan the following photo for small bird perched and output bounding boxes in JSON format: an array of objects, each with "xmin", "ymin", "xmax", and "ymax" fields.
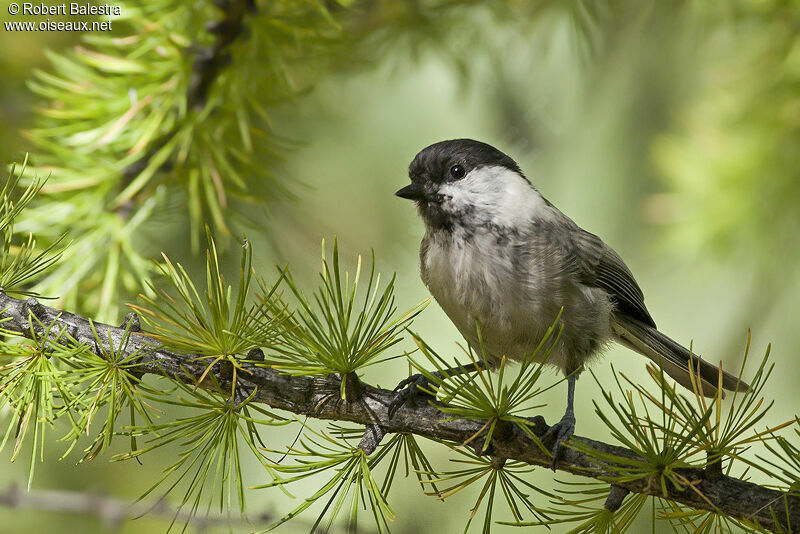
[{"xmin": 393, "ymin": 138, "xmax": 749, "ymax": 462}]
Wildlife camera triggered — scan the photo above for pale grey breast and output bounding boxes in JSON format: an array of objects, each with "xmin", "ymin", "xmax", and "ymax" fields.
[{"xmin": 419, "ymin": 220, "xmax": 613, "ymax": 373}]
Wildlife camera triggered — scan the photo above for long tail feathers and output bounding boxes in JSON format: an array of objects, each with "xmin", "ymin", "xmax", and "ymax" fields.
[{"xmin": 612, "ymin": 317, "xmax": 750, "ymax": 399}]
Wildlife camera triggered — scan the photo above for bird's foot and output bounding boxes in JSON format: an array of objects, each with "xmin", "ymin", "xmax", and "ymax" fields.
[
  {"xmin": 387, "ymin": 373, "xmax": 437, "ymax": 418},
  {"xmin": 543, "ymin": 411, "xmax": 575, "ymax": 469}
]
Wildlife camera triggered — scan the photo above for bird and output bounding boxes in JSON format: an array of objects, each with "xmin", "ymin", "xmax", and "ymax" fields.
[{"xmin": 391, "ymin": 138, "xmax": 749, "ymax": 463}]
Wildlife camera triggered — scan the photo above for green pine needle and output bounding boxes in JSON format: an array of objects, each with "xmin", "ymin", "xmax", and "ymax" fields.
[
  {"xmin": 576, "ymin": 331, "xmax": 788, "ymax": 511},
  {"xmin": 265, "ymin": 238, "xmax": 427, "ymax": 400},
  {"xmin": 639, "ymin": 332, "xmax": 792, "ymax": 481},
  {"xmin": 114, "ymin": 375, "xmax": 287, "ymax": 532},
  {"xmin": 131, "ymin": 229, "xmax": 287, "ymax": 397},
  {"xmin": 658, "ymin": 497, "xmax": 766, "ymax": 533},
  {"xmin": 423, "ymin": 446, "xmax": 553, "ymax": 533},
  {"xmin": 57, "ymin": 319, "xmax": 163, "ymax": 462},
  {"xmin": 0, "ymin": 314, "xmax": 83, "ymax": 488},
  {"xmin": 0, "ymin": 161, "xmax": 63, "ymax": 297},
  {"xmin": 503, "ymin": 480, "xmax": 647, "ymax": 533},
  {"xmin": 255, "ymin": 422, "xmax": 395, "ymax": 533},
  {"xmin": 576, "ymin": 363, "xmax": 711, "ymax": 497},
  {"xmin": 370, "ymin": 432, "xmax": 441, "ymax": 497},
  {"xmin": 403, "ymin": 310, "xmax": 564, "ymax": 453}
]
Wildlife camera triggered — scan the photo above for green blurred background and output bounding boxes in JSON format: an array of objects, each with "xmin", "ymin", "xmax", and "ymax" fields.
[{"xmin": 1, "ymin": 0, "xmax": 800, "ymax": 532}]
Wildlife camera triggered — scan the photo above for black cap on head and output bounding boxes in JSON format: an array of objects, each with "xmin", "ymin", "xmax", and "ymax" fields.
[{"xmin": 406, "ymin": 139, "xmax": 525, "ymax": 187}]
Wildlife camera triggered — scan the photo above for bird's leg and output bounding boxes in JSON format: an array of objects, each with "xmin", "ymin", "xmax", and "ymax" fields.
[
  {"xmin": 388, "ymin": 361, "xmax": 486, "ymax": 418},
  {"xmin": 544, "ymin": 372, "xmax": 577, "ymax": 468}
]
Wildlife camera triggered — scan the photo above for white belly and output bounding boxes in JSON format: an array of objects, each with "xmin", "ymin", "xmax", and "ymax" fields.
[
  {"xmin": 421, "ymin": 230, "xmax": 559, "ymax": 366},
  {"xmin": 419, "ymin": 228, "xmax": 614, "ymax": 373}
]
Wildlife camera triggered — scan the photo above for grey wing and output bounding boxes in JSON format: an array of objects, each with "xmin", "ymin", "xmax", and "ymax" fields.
[
  {"xmin": 542, "ymin": 217, "xmax": 749, "ymax": 395},
  {"xmin": 561, "ymin": 226, "xmax": 657, "ymax": 328}
]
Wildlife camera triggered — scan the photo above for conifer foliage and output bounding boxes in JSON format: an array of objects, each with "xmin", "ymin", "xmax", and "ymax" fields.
[{"xmin": 2, "ymin": 1, "xmax": 800, "ymax": 532}]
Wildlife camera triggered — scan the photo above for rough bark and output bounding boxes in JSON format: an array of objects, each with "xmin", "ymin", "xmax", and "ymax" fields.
[{"xmin": 0, "ymin": 291, "xmax": 795, "ymax": 532}]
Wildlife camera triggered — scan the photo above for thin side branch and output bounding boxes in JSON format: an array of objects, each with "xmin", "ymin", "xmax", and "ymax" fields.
[
  {"xmin": 0, "ymin": 292, "xmax": 796, "ymax": 532},
  {"xmin": 0, "ymin": 483, "xmax": 344, "ymax": 532},
  {"xmin": 121, "ymin": 0, "xmax": 255, "ymax": 181},
  {"xmin": 0, "ymin": 483, "xmax": 254, "ymax": 530}
]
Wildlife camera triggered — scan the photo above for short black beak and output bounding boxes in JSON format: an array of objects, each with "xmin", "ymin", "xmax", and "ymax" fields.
[{"xmin": 395, "ymin": 183, "xmax": 426, "ymax": 201}]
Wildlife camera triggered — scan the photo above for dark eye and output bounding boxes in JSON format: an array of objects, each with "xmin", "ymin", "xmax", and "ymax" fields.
[{"xmin": 449, "ymin": 164, "xmax": 466, "ymax": 179}]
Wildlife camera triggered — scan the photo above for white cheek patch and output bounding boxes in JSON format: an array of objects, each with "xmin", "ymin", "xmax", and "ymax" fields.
[{"xmin": 438, "ymin": 165, "xmax": 554, "ymax": 227}]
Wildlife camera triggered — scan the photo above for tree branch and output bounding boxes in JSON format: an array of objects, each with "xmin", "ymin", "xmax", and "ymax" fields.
[
  {"xmin": 120, "ymin": 0, "xmax": 256, "ymax": 181},
  {"xmin": 0, "ymin": 291, "xmax": 796, "ymax": 532},
  {"xmin": 0, "ymin": 483, "xmax": 259, "ymax": 531}
]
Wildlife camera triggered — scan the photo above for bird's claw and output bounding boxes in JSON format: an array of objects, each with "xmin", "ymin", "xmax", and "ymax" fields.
[
  {"xmin": 387, "ymin": 373, "xmax": 436, "ymax": 418},
  {"xmin": 543, "ymin": 412, "xmax": 575, "ymax": 469}
]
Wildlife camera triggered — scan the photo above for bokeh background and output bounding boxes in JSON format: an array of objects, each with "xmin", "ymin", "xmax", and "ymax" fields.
[{"xmin": 1, "ymin": 0, "xmax": 799, "ymax": 532}]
